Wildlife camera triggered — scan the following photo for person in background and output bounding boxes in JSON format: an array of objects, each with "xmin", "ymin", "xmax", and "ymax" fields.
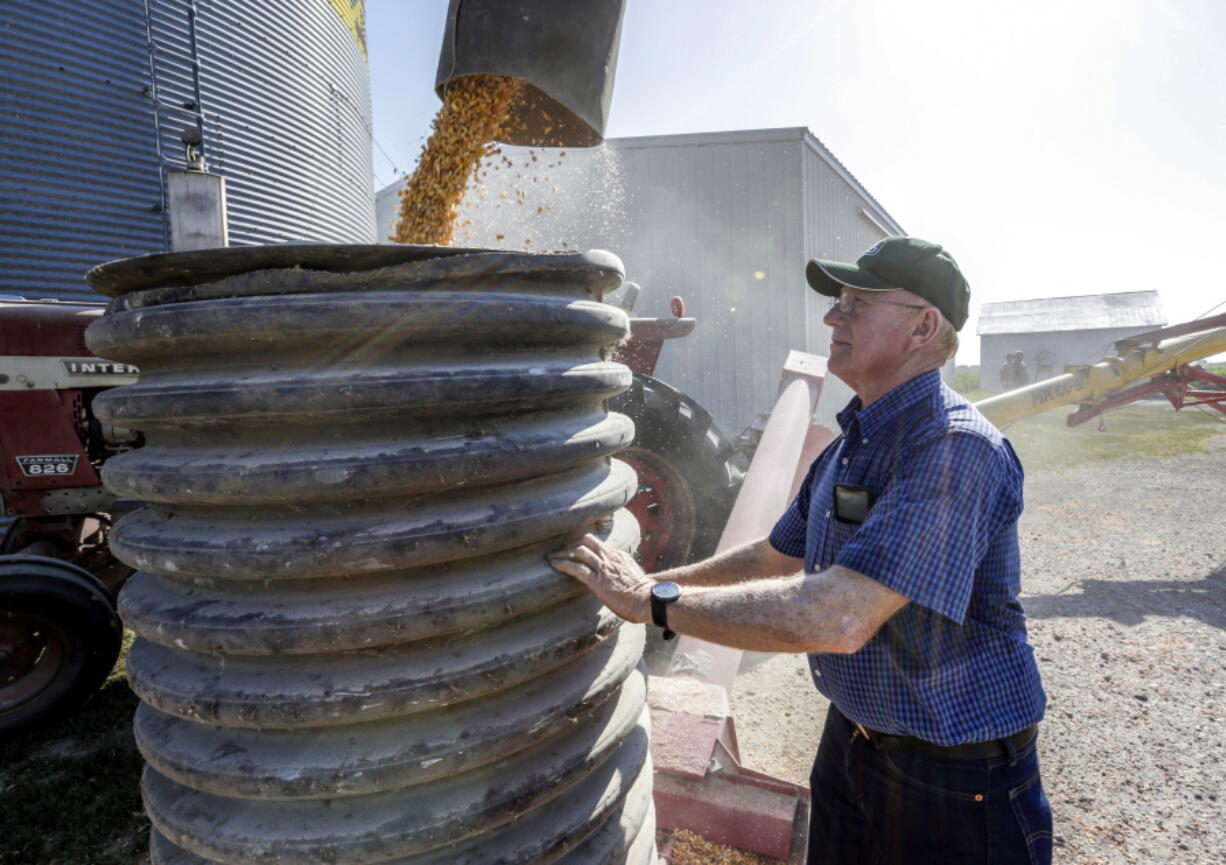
[
  {"xmin": 550, "ymin": 236, "xmax": 1051, "ymax": 865},
  {"xmin": 1000, "ymin": 351, "xmax": 1018, "ymax": 390},
  {"xmin": 1011, "ymin": 351, "xmax": 1030, "ymax": 388}
]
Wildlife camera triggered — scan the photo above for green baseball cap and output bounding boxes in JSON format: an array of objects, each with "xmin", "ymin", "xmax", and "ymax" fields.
[{"xmin": 805, "ymin": 236, "xmax": 970, "ymax": 331}]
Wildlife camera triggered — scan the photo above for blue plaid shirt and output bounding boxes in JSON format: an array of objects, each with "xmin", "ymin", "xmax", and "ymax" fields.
[{"xmin": 769, "ymin": 370, "xmax": 1046, "ymax": 745}]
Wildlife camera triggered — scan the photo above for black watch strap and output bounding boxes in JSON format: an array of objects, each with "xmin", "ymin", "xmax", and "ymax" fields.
[{"xmin": 650, "ymin": 581, "xmax": 681, "ymax": 640}]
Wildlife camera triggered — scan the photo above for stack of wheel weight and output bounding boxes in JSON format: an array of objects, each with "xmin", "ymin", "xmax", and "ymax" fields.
[{"xmin": 84, "ymin": 245, "xmax": 655, "ymax": 865}]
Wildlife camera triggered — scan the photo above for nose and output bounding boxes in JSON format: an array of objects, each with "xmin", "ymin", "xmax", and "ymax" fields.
[{"xmin": 823, "ymin": 300, "xmax": 846, "ymax": 327}]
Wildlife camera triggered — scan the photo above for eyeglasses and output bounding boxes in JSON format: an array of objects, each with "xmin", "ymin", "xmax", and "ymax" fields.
[{"xmin": 827, "ymin": 291, "xmax": 931, "ymax": 317}]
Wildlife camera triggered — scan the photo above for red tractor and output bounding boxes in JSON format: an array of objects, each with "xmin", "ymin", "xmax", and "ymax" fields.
[
  {"xmin": 0, "ymin": 289, "xmax": 742, "ymax": 734},
  {"xmin": 0, "ymin": 298, "xmax": 142, "ymax": 734}
]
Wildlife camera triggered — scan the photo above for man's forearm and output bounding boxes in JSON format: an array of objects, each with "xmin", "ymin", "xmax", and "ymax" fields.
[
  {"xmin": 548, "ymin": 535, "xmax": 907, "ymax": 653},
  {"xmin": 655, "ymin": 538, "xmax": 801, "ymax": 588},
  {"xmin": 665, "ymin": 565, "xmax": 907, "ymax": 654}
]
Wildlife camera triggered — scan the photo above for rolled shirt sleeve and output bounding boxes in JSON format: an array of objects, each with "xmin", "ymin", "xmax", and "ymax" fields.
[
  {"xmin": 834, "ymin": 431, "xmax": 1021, "ymax": 624},
  {"xmin": 769, "ymin": 457, "xmax": 819, "ymax": 559}
]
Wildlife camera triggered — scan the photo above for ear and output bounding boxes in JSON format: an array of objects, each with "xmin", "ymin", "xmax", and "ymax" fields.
[{"xmin": 910, "ymin": 307, "xmax": 941, "ymax": 348}]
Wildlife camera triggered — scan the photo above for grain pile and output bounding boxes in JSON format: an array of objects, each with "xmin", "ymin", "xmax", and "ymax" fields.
[
  {"xmin": 664, "ymin": 829, "xmax": 786, "ymax": 865},
  {"xmin": 392, "ymin": 74, "xmax": 524, "ymax": 245}
]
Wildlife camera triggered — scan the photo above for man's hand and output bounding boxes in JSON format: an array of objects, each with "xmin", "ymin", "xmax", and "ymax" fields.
[{"xmin": 547, "ymin": 533, "xmax": 654, "ymax": 624}]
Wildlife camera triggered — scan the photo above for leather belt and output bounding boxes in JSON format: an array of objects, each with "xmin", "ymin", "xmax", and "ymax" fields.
[{"xmin": 850, "ymin": 719, "xmax": 1039, "ymax": 760}]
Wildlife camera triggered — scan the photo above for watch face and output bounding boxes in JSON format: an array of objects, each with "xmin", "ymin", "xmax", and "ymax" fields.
[{"xmin": 652, "ymin": 581, "xmax": 681, "ymax": 602}]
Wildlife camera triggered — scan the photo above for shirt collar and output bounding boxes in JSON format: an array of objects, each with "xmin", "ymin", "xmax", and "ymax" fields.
[{"xmin": 836, "ymin": 369, "xmax": 944, "ymax": 439}]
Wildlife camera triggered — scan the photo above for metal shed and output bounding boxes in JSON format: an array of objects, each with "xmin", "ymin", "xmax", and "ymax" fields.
[
  {"xmin": 376, "ymin": 127, "xmax": 907, "ymax": 435},
  {"xmin": 0, "ymin": 0, "xmax": 375, "ymax": 303},
  {"xmin": 977, "ymin": 290, "xmax": 1168, "ymax": 392}
]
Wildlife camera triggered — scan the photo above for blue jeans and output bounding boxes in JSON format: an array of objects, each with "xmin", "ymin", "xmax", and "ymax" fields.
[{"xmin": 807, "ymin": 705, "xmax": 1053, "ymax": 865}]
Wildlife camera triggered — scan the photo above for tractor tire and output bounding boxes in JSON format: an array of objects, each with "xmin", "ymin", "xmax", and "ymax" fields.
[
  {"xmin": 0, "ymin": 555, "xmax": 122, "ymax": 737},
  {"xmin": 611, "ymin": 373, "xmax": 743, "ymax": 572}
]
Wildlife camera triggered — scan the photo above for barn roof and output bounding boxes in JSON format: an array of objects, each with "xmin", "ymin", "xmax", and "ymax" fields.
[{"xmin": 977, "ymin": 290, "xmax": 1167, "ymax": 335}]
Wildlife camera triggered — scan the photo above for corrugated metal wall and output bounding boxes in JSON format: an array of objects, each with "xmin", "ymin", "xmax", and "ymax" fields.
[
  {"xmin": 191, "ymin": 0, "xmax": 374, "ymax": 246},
  {"xmin": 0, "ymin": 0, "xmax": 166, "ymax": 300},
  {"xmin": 0, "ymin": 0, "xmax": 374, "ymax": 302},
  {"xmin": 597, "ymin": 132, "xmax": 812, "ymax": 436},
  {"xmin": 378, "ymin": 127, "xmax": 906, "ymax": 436}
]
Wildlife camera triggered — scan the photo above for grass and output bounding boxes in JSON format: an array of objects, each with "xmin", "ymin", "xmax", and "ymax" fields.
[
  {"xmin": 955, "ymin": 365, "xmax": 1226, "ymax": 472},
  {"xmin": 0, "ymin": 632, "xmax": 148, "ymax": 865},
  {"xmin": 991, "ymin": 401, "xmax": 1226, "ymax": 472},
  {"xmin": 954, "ymin": 364, "xmax": 981, "ymax": 395}
]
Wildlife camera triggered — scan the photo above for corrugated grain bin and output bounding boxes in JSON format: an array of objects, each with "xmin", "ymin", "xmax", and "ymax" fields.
[
  {"xmin": 376, "ymin": 127, "xmax": 909, "ymax": 433},
  {"xmin": 0, "ymin": 0, "xmax": 375, "ymax": 302}
]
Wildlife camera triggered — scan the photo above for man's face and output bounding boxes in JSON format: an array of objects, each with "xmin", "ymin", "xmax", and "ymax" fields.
[{"xmin": 822, "ymin": 287, "xmax": 930, "ymax": 390}]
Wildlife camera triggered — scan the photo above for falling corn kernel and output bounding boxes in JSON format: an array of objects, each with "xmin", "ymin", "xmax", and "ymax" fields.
[{"xmin": 392, "ymin": 74, "xmax": 525, "ymax": 245}]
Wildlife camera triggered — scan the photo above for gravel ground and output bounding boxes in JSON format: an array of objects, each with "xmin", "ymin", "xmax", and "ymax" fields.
[{"xmin": 728, "ymin": 432, "xmax": 1226, "ymax": 864}]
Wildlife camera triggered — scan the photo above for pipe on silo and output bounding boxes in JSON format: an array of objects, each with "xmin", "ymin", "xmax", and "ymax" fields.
[{"xmin": 85, "ymin": 245, "xmax": 656, "ymax": 865}]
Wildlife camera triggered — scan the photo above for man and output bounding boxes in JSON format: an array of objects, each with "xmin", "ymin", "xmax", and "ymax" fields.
[
  {"xmin": 1000, "ymin": 352, "xmax": 1017, "ymax": 391},
  {"xmin": 549, "ymin": 236, "xmax": 1050, "ymax": 865},
  {"xmin": 1011, "ymin": 351, "xmax": 1031, "ymax": 389}
]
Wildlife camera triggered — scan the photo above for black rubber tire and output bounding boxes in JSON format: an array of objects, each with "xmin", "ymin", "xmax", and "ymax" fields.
[
  {"xmin": 610, "ymin": 373, "xmax": 742, "ymax": 572},
  {"xmin": 0, "ymin": 555, "xmax": 122, "ymax": 737}
]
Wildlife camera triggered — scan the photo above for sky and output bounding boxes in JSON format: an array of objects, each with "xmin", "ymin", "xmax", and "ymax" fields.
[{"xmin": 365, "ymin": 0, "xmax": 1226, "ymax": 364}]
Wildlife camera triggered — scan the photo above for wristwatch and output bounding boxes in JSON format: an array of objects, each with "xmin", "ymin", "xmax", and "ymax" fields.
[{"xmin": 650, "ymin": 581, "xmax": 682, "ymax": 640}]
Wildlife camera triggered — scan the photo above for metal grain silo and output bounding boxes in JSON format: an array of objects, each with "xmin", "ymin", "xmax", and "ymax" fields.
[{"xmin": 0, "ymin": 0, "xmax": 375, "ymax": 302}]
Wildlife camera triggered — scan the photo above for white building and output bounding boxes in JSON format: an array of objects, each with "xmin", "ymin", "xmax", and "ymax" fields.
[
  {"xmin": 377, "ymin": 127, "xmax": 909, "ymax": 436},
  {"xmin": 977, "ymin": 290, "xmax": 1168, "ymax": 393}
]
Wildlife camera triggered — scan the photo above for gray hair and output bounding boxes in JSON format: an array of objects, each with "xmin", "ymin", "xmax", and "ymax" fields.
[{"xmin": 935, "ymin": 313, "xmax": 959, "ymax": 362}]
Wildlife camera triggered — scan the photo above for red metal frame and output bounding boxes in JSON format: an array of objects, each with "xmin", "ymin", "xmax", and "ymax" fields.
[
  {"xmin": 0, "ymin": 301, "xmax": 107, "ymax": 517},
  {"xmin": 650, "ymin": 676, "xmax": 810, "ymax": 863},
  {"xmin": 1066, "ymin": 363, "xmax": 1226, "ymax": 427},
  {"xmin": 0, "ymin": 391, "xmax": 101, "ymax": 514},
  {"xmin": 614, "ymin": 317, "xmax": 695, "ymax": 375},
  {"xmin": 0, "ymin": 299, "xmax": 104, "ymax": 357}
]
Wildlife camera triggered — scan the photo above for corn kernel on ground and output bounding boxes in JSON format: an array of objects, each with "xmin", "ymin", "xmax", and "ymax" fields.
[{"xmin": 665, "ymin": 829, "xmax": 787, "ymax": 865}]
